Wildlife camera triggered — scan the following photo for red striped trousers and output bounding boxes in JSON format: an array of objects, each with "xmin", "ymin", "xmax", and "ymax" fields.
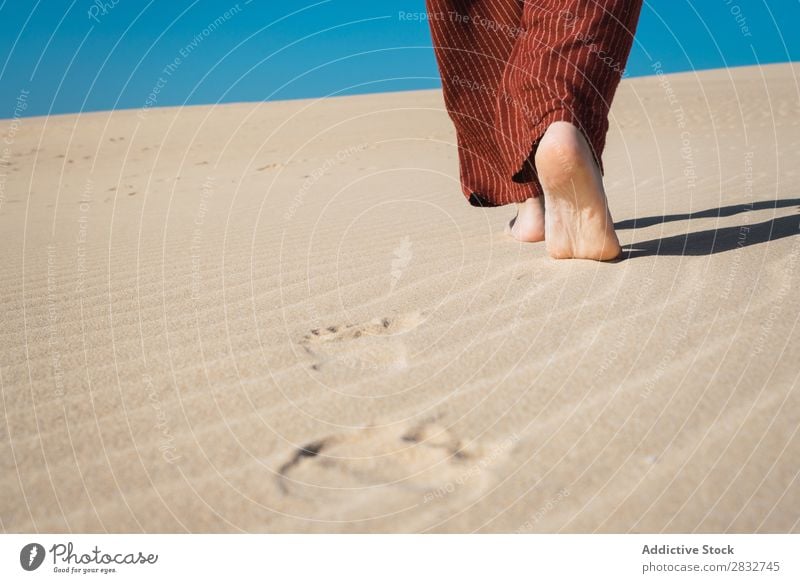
[{"xmin": 426, "ymin": 0, "xmax": 643, "ymax": 206}]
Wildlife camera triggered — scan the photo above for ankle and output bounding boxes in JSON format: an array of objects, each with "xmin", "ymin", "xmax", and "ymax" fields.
[{"xmin": 535, "ymin": 123, "xmax": 588, "ymax": 192}]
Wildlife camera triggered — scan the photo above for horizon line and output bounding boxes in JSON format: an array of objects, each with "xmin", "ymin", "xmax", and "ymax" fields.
[{"xmin": 1, "ymin": 60, "xmax": 797, "ymax": 122}]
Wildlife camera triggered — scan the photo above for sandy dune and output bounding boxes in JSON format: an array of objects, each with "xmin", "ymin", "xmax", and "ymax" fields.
[{"xmin": 1, "ymin": 63, "xmax": 799, "ymax": 533}]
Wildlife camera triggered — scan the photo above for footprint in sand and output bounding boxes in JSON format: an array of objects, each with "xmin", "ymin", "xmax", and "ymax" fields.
[
  {"xmin": 276, "ymin": 421, "xmax": 516, "ymax": 525},
  {"xmin": 303, "ymin": 311, "xmax": 424, "ymax": 343},
  {"xmin": 298, "ymin": 312, "xmax": 425, "ymax": 373}
]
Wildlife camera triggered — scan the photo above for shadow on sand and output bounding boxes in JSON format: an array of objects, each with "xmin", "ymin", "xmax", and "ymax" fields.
[{"xmin": 616, "ymin": 198, "xmax": 800, "ymax": 258}]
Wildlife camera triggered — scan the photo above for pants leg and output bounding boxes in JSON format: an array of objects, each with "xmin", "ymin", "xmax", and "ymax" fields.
[
  {"xmin": 427, "ymin": 0, "xmax": 643, "ymax": 207},
  {"xmin": 426, "ymin": 0, "xmax": 538, "ymax": 206}
]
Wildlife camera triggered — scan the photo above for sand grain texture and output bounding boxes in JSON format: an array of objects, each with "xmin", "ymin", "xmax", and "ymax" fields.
[{"xmin": 1, "ymin": 64, "xmax": 799, "ymax": 533}]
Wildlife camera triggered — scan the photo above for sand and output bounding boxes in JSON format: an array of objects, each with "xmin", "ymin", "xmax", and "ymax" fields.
[{"xmin": 1, "ymin": 63, "xmax": 799, "ymax": 533}]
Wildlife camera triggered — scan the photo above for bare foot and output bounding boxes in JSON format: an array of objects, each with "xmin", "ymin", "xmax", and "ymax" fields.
[
  {"xmin": 505, "ymin": 196, "xmax": 545, "ymax": 242},
  {"xmin": 535, "ymin": 121, "xmax": 621, "ymax": 261}
]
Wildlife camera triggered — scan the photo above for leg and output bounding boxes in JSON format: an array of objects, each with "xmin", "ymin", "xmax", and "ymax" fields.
[
  {"xmin": 498, "ymin": 1, "xmax": 642, "ymax": 259},
  {"xmin": 425, "ymin": 0, "xmax": 539, "ymax": 207}
]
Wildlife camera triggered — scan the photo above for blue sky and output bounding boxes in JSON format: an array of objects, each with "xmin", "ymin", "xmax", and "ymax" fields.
[{"xmin": 1, "ymin": 0, "xmax": 798, "ymax": 119}]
